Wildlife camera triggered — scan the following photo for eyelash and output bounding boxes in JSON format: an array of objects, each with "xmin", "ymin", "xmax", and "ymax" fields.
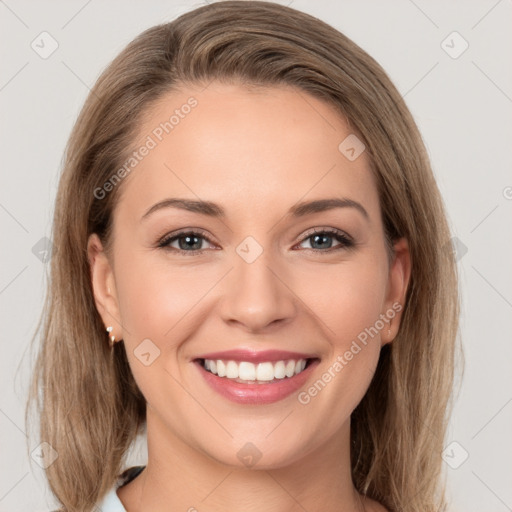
[{"xmin": 156, "ymin": 227, "xmax": 354, "ymax": 256}]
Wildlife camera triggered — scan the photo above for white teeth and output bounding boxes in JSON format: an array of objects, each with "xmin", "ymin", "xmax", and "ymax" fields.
[
  {"xmin": 238, "ymin": 361, "xmax": 256, "ymax": 380},
  {"xmin": 256, "ymin": 362, "xmax": 274, "ymax": 381},
  {"xmin": 226, "ymin": 361, "xmax": 238, "ymax": 378},
  {"xmin": 217, "ymin": 360, "xmax": 226, "ymax": 377},
  {"xmin": 202, "ymin": 358, "xmax": 309, "ymax": 381},
  {"xmin": 285, "ymin": 360, "xmax": 296, "ymax": 377},
  {"xmin": 274, "ymin": 361, "xmax": 285, "ymax": 379}
]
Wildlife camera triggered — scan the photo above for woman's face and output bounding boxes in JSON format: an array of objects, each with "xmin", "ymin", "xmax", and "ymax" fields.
[{"xmin": 89, "ymin": 82, "xmax": 409, "ymax": 469}]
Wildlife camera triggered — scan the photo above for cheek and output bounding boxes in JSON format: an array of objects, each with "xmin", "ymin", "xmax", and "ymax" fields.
[
  {"xmin": 293, "ymin": 262, "xmax": 387, "ymax": 427},
  {"xmin": 296, "ymin": 256, "xmax": 389, "ymax": 346},
  {"xmin": 114, "ymin": 252, "xmax": 209, "ymax": 340},
  {"xmin": 112, "ymin": 253, "xmax": 201, "ymax": 400},
  {"xmin": 114, "ymin": 247, "xmax": 388, "ymax": 352}
]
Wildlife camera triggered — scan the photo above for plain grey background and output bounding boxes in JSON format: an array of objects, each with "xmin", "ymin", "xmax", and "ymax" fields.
[{"xmin": 1, "ymin": 1, "xmax": 511, "ymax": 510}]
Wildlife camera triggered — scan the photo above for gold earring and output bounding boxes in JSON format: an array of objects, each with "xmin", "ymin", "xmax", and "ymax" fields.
[{"xmin": 106, "ymin": 326, "xmax": 116, "ymax": 348}]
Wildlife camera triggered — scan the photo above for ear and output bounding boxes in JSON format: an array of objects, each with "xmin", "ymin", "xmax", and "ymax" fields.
[
  {"xmin": 87, "ymin": 233, "xmax": 123, "ymax": 341},
  {"xmin": 381, "ymin": 237, "xmax": 411, "ymax": 345}
]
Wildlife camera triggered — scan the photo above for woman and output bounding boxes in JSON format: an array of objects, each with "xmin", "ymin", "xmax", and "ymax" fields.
[{"xmin": 26, "ymin": 1, "xmax": 460, "ymax": 511}]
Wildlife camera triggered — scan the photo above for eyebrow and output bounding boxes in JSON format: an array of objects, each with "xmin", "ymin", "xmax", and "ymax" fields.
[{"xmin": 141, "ymin": 197, "xmax": 369, "ymax": 221}]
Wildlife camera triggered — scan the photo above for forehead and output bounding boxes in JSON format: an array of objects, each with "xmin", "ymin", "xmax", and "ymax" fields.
[{"xmin": 115, "ymin": 82, "xmax": 379, "ymax": 223}]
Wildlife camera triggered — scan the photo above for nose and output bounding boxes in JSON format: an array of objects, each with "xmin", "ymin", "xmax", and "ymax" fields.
[{"xmin": 219, "ymin": 245, "xmax": 297, "ymax": 333}]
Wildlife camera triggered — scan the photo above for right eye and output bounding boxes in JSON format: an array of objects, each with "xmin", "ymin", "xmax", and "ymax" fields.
[{"xmin": 157, "ymin": 230, "xmax": 217, "ymax": 255}]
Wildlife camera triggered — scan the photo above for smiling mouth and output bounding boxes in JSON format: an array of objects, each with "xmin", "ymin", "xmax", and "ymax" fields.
[{"xmin": 195, "ymin": 357, "xmax": 318, "ymax": 384}]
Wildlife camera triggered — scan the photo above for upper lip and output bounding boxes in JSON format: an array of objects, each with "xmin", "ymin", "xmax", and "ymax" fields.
[{"xmin": 193, "ymin": 349, "xmax": 318, "ymax": 364}]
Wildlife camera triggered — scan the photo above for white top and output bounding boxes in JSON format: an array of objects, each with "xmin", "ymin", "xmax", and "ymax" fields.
[
  {"xmin": 95, "ymin": 466, "xmax": 145, "ymax": 512},
  {"xmin": 96, "ymin": 487, "xmax": 127, "ymax": 512}
]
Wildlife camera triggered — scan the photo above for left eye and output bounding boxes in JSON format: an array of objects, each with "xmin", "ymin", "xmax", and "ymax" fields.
[{"xmin": 296, "ymin": 229, "xmax": 353, "ymax": 252}]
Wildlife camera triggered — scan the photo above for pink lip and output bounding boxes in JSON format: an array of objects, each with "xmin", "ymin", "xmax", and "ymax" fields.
[
  {"xmin": 193, "ymin": 358, "xmax": 320, "ymax": 405},
  {"xmin": 193, "ymin": 349, "xmax": 316, "ymax": 364}
]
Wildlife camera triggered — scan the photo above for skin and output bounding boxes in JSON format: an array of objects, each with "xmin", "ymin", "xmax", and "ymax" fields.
[{"xmin": 88, "ymin": 82, "xmax": 410, "ymax": 512}]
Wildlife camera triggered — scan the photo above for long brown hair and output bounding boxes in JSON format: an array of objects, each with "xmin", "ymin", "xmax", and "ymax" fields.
[{"xmin": 25, "ymin": 2, "xmax": 461, "ymax": 511}]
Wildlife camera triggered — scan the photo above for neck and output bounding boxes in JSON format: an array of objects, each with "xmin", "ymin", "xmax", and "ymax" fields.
[{"xmin": 119, "ymin": 408, "xmax": 369, "ymax": 512}]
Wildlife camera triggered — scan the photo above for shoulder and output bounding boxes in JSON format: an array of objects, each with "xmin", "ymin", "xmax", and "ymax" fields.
[{"xmin": 48, "ymin": 466, "xmax": 146, "ymax": 512}]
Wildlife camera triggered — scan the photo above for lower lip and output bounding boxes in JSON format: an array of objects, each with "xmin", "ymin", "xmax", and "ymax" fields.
[{"xmin": 194, "ymin": 359, "xmax": 320, "ymax": 405}]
